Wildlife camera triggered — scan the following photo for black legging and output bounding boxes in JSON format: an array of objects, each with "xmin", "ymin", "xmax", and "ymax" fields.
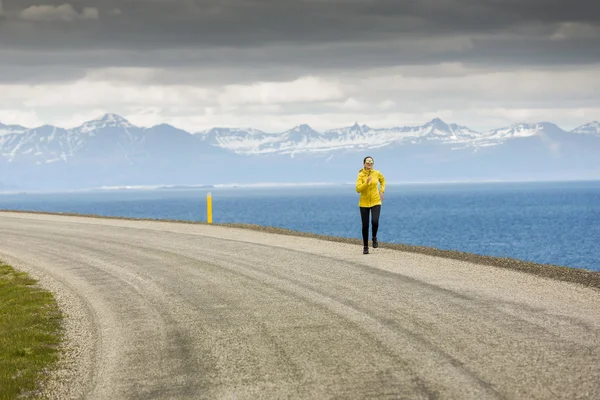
[{"xmin": 360, "ymin": 205, "xmax": 381, "ymax": 247}]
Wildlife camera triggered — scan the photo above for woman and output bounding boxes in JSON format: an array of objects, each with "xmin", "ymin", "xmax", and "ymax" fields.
[{"xmin": 355, "ymin": 156, "xmax": 386, "ymax": 254}]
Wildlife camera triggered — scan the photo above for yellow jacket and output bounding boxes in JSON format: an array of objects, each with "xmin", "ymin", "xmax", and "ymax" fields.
[{"xmin": 356, "ymin": 168, "xmax": 386, "ymax": 207}]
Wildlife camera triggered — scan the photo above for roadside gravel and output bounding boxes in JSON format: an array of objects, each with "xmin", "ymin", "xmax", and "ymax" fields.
[{"xmin": 1, "ymin": 211, "xmax": 599, "ymax": 399}]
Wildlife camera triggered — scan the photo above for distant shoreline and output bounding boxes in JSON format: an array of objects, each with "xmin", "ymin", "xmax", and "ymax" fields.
[{"xmin": 1, "ymin": 178, "xmax": 600, "ymax": 196}]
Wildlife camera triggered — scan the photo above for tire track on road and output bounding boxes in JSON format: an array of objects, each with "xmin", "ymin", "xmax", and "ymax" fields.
[{"xmin": 1, "ymin": 215, "xmax": 599, "ymax": 399}]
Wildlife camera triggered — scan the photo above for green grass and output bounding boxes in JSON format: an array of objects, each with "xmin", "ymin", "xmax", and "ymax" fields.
[{"xmin": 0, "ymin": 262, "xmax": 64, "ymax": 400}]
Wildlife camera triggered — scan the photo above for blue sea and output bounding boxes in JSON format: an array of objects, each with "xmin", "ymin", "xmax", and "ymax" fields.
[{"xmin": 1, "ymin": 181, "xmax": 599, "ymax": 272}]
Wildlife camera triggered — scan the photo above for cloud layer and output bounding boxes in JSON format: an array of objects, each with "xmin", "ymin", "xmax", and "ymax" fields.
[{"xmin": 0, "ymin": 0, "xmax": 599, "ymax": 131}]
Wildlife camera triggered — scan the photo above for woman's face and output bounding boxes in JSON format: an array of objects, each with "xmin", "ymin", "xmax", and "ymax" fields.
[{"xmin": 364, "ymin": 158, "xmax": 374, "ymax": 170}]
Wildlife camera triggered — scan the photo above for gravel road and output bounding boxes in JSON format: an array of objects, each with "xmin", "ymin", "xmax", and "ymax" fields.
[{"xmin": 1, "ymin": 211, "xmax": 599, "ymax": 400}]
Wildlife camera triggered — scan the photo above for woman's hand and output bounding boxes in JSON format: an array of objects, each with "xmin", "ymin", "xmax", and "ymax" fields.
[{"xmin": 380, "ymin": 191, "xmax": 384, "ymax": 201}]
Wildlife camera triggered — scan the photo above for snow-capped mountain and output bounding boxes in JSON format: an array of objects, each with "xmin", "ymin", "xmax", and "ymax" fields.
[
  {"xmin": 4, "ymin": 114, "xmax": 594, "ymax": 162},
  {"xmin": 264, "ymin": 124, "xmax": 327, "ymax": 154},
  {"xmin": 0, "ymin": 114, "xmax": 221, "ymax": 164},
  {"xmin": 0, "ymin": 125, "xmax": 73, "ymax": 164},
  {"xmin": 481, "ymin": 122, "xmax": 557, "ymax": 140},
  {"xmin": 411, "ymin": 118, "xmax": 481, "ymax": 142},
  {"xmin": 75, "ymin": 113, "xmax": 135, "ymax": 133},
  {"xmin": 571, "ymin": 121, "xmax": 600, "ymax": 135},
  {"xmin": 195, "ymin": 118, "xmax": 485, "ymax": 154},
  {"xmin": 198, "ymin": 127, "xmax": 277, "ymax": 154},
  {"xmin": 1, "ymin": 113, "xmax": 599, "ymax": 190},
  {"xmin": 0, "ymin": 113, "xmax": 235, "ymax": 189}
]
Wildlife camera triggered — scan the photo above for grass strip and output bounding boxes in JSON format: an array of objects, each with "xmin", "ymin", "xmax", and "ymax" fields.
[{"xmin": 0, "ymin": 262, "xmax": 64, "ymax": 400}]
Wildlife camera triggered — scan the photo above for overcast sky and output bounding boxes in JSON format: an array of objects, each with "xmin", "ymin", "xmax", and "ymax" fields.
[{"xmin": 1, "ymin": 0, "xmax": 599, "ymax": 132}]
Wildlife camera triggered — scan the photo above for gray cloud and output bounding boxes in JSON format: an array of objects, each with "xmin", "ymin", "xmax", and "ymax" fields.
[
  {"xmin": 1, "ymin": 35, "xmax": 599, "ymax": 87},
  {"xmin": 0, "ymin": 0, "xmax": 599, "ymax": 85},
  {"xmin": 0, "ymin": 64, "xmax": 85, "ymax": 83},
  {"xmin": 2, "ymin": 1, "xmax": 599, "ymax": 47}
]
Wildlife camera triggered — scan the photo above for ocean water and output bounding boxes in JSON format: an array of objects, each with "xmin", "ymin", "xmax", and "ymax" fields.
[{"xmin": 1, "ymin": 181, "xmax": 599, "ymax": 272}]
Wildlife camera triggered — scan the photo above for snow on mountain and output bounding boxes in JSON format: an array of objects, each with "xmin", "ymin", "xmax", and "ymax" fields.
[
  {"xmin": 0, "ymin": 114, "xmax": 143, "ymax": 164},
  {"xmin": 483, "ymin": 123, "xmax": 543, "ymax": 140},
  {"xmin": 263, "ymin": 124, "xmax": 326, "ymax": 154},
  {"xmin": 293, "ymin": 118, "xmax": 481, "ymax": 151},
  {"xmin": 0, "ymin": 122, "xmax": 28, "ymax": 136},
  {"xmin": 0, "ymin": 114, "xmax": 597, "ymax": 160},
  {"xmin": 409, "ymin": 118, "xmax": 481, "ymax": 142},
  {"xmin": 194, "ymin": 118, "xmax": 485, "ymax": 155},
  {"xmin": 571, "ymin": 121, "xmax": 600, "ymax": 135},
  {"xmin": 1, "ymin": 113, "xmax": 599, "ymax": 190},
  {"xmin": 77, "ymin": 113, "xmax": 135, "ymax": 134},
  {"xmin": 0, "ymin": 125, "xmax": 69, "ymax": 163},
  {"xmin": 476, "ymin": 122, "xmax": 568, "ymax": 142},
  {"xmin": 197, "ymin": 127, "xmax": 279, "ymax": 154},
  {"xmin": 196, "ymin": 122, "xmax": 380, "ymax": 154},
  {"xmin": 320, "ymin": 123, "xmax": 381, "ymax": 149}
]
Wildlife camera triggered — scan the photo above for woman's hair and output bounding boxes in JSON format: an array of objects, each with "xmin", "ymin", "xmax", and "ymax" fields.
[{"xmin": 363, "ymin": 156, "xmax": 374, "ymax": 163}]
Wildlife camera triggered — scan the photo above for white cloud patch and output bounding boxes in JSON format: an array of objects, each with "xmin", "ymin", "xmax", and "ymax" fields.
[
  {"xmin": 20, "ymin": 4, "xmax": 99, "ymax": 22},
  {"xmin": 0, "ymin": 109, "xmax": 41, "ymax": 128},
  {"xmin": 0, "ymin": 63, "xmax": 599, "ymax": 132},
  {"xmin": 337, "ymin": 97, "xmax": 365, "ymax": 111},
  {"xmin": 15, "ymin": 79, "xmax": 212, "ymax": 109},
  {"xmin": 379, "ymin": 100, "xmax": 396, "ymax": 110},
  {"xmin": 80, "ymin": 7, "xmax": 99, "ymax": 20},
  {"xmin": 217, "ymin": 76, "xmax": 345, "ymax": 106},
  {"xmin": 354, "ymin": 64, "xmax": 600, "ymax": 104}
]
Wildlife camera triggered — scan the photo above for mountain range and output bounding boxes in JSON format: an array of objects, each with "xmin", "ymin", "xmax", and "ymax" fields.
[{"xmin": 1, "ymin": 113, "xmax": 599, "ymax": 191}]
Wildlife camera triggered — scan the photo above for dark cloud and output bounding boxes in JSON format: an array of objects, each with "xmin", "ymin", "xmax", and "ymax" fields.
[
  {"xmin": 0, "ymin": 0, "xmax": 599, "ymax": 84},
  {"xmin": 362, "ymin": 0, "xmax": 600, "ymax": 26},
  {"xmin": 0, "ymin": 64, "xmax": 84, "ymax": 83},
  {"xmin": 476, "ymin": 0, "xmax": 600, "ymax": 24}
]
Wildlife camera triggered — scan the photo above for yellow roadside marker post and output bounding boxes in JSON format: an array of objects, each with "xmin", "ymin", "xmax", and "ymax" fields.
[{"xmin": 207, "ymin": 192, "xmax": 212, "ymax": 224}]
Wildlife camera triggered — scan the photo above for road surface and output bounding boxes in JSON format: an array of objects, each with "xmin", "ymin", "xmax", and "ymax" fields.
[{"xmin": 1, "ymin": 211, "xmax": 599, "ymax": 399}]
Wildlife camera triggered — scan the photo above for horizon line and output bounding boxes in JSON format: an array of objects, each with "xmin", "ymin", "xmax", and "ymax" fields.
[{"xmin": 2, "ymin": 178, "xmax": 600, "ymax": 195}]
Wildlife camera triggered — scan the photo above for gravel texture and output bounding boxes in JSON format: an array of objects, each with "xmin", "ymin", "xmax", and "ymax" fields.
[
  {"xmin": 1, "ymin": 210, "xmax": 599, "ymax": 400},
  {"xmin": 3, "ymin": 209, "xmax": 599, "ymax": 289}
]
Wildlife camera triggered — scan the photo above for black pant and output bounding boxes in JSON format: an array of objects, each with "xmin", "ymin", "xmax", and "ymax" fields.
[{"xmin": 360, "ymin": 205, "xmax": 381, "ymax": 247}]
